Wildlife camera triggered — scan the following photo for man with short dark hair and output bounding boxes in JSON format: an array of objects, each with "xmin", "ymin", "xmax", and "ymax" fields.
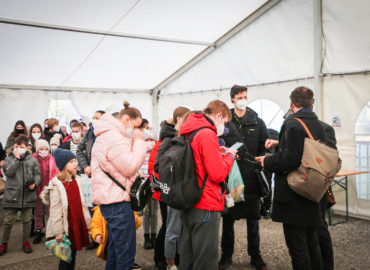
[
  {"xmin": 220, "ymin": 85, "xmax": 268, "ymax": 270},
  {"xmin": 256, "ymin": 86, "xmax": 325, "ymax": 270}
]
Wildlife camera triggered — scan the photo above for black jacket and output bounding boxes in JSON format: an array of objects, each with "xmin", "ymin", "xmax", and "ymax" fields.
[
  {"xmin": 44, "ymin": 127, "xmax": 63, "ymax": 144},
  {"xmin": 76, "ymin": 129, "xmax": 95, "ymax": 171},
  {"xmin": 0, "ymin": 143, "xmax": 5, "ymax": 161},
  {"xmin": 223, "ymin": 107, "xmax": 268, "ymax": 219},
  {"xmin": 154, "ymin": 121, "xmax": 177, "ymax": 173},
  {"xmin": 264, "ymin": 109, "xmax": 326, "ymax": 227}
]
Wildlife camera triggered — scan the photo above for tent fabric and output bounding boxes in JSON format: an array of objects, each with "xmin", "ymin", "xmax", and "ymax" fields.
[
  {"xmin": 160, "ymin": 0, "xmax": 314, "ymax": 95},
  {"xmin": 0, "ymin": 0, "xmax": 270, "ymax": 90},
  {"xmin": 1, "ymin": 0, "xmax": 370, "ymax": 219},
  {"xmin": 0, "ymin": 89, "xmax": 48, "ymax": 146}
]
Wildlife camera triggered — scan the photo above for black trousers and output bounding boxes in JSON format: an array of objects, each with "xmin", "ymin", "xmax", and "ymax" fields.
[
  {"xmin": 318, "ymin": 202, "xmax": 334, "ymax": 270},
  {"xmin": 283, "ymin": 224, "xmax": 323, "ymax": 270},
  {"xmin": 221, "ymin": 214, "xmax": 261, "ymax": 258},
  {"xmin": 154, "ymin": 201, "xmax": 168, "ymax": 265},
  {"xmin": 58, "ymin": 250, "xmax": 77, "ymax": 270}
]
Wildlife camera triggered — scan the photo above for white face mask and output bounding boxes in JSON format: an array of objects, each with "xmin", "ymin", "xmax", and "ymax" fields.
[
  {"xmin": 143, "ymin": 129, "xmax": 152, "ymax": 140},
  {"xmin": 217, "ymin": 123, "xmax": 225, "ymax": 137},
  {"xmin": 38, "ymin": 150, "xmax": 49, "ymax": 158},
  {"xmin": 92, "ymin": 119, "xmax": 98, "ymax": 126},
  {"xmin": 53, "ymin": 125, "xmax": 60, "ymax": 132},
  {"xmin": 236, "ymin": 99, "xmax": 248, "ymax": 111},
  {"xmin": 125, "ymin": 120, "xmax": 135, "ymax": 138},
  {"xmin": 51, "ymin": 145, "xmax": 58, "ymax": 151},
  {"xmin": 146, "ymin": 141, "xmax": 156, "ymax": 151},
  {"xmin": 72, "ymin": 132, "xmax": 81, "ymax": 141},
  {"xmin": 32, "ymin": 133, "xmax": 41, "ymax": 140},
  {"xmin": 17, "ymin": 148, "xmax": 27, "ymax": 156}
]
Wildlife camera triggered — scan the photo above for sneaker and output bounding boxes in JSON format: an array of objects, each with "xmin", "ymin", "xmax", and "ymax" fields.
[
  {"xmin": 33, "ymin": 230, "xmax": 43, "ymax": 244},
  {"xmin": 132, "ymin": 262, "xmax": 141, "ymax": 269},
  {"xmin": 167, "ymin": 265, "xmax": 178, "ymax": 270},
  {"xmin": 250, "ymin": 255, "xmax": 267, "ymax": 270},
  {"xmin": 218, "ymin": 255, "xmax": 232, "ymax": 270},
  {"xmin": 23, "ymin": 241, "xmax": 33, "ymax": 253},
  {"xmin": 0, "ymin": 243, "xmax": 7, "ymax": 256}
]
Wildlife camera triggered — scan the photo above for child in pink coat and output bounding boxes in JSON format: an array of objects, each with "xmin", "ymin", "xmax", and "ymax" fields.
[{"xmin": 32, "ymin": 139, "xmax": 59, "ymax": 244}]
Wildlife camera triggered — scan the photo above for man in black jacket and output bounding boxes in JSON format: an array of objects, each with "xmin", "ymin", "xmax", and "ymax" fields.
[
  {"xmin": 220, "ymin": 85, "xmax": 268, "ymax": 270},
  {"xmin": 256, "ymin": 86, "xmax": 325, "ymax": 270}
]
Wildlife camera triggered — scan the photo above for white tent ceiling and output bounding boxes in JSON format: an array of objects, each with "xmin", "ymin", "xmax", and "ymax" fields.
[{"xmin": 0, "ymin": 0, "xmax": 270, "ymax": 91}]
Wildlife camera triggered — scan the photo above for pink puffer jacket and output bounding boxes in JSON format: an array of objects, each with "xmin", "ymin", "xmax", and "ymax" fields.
[{"xmin": 91, "ymin": 113, "xmax": 147, "ymax": 205}]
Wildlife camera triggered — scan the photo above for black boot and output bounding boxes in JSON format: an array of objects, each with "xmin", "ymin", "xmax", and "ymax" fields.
[
  {"xmin": 151, "ymin": 233, "xmax": 157, "ymax": 249},
  {"xmin": 218, "ymin": 254, "xmax": 232, "ymax": 270},
  {"xmin": 144, "ymin": 234, "xmax": 153, "ymax": 250},
  {"xmin": 250, "ymin": 255, "xmax": 267, "ymax": 270},
  {"xmin": 32, "ymin": 230, "xmax": 43, "ymax": 244}
]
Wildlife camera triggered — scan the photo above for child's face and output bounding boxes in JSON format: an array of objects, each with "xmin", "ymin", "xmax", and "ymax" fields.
[{"xmin": 65, "ymin": 159, "xmax": 77, "ymax": 173}]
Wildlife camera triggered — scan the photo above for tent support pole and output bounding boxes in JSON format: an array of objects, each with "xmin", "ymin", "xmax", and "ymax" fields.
[
  {"xmin": 150, "ymin": 0, "xmax": 280, "ymax": 126},
  {"xmin": 313, "ymin": 0, "xmax": 323, "ymax": 119}
]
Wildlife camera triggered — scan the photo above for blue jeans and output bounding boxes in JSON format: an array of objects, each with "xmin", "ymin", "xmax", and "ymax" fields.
[{"xmin": 100, "ymin": 202, "xmax": 136, "ymax": 270}]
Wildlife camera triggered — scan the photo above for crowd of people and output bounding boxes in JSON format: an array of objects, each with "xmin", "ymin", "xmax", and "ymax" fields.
[{"xmin": 0, "ymin": 86, "xmax": 337, "ymax": 270}]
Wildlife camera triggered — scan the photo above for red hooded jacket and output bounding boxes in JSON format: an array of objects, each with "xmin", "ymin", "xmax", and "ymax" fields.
[{"xmin": 180, "ymin": 113, "xmax": 234, "ymax": 211}]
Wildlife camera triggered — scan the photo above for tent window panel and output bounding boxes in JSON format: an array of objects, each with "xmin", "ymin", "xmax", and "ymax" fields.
[
  {"xmin": 355, "ymin": 100, "xmax": 370, "ymax": 201},
  {"xmin": 248, "ymin": 99, "xmax": 284, "ymax": 132},
  {"xmin": 48, "ymin": 99, "xmax": 81, "ymax": 133}
]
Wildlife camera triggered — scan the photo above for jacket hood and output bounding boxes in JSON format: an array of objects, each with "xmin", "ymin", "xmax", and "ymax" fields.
[
  {"xmin": 287, "ymin": 109, "xmax": 318, "ymax": 121},
  {"xmin": 180, "ymin": 112, "xmax": 216, "ymax": 135},
  {"xmin": 159, "ymin": 121, "xmax": 177, "ymax": 140},
  {"xmin": 93, "ymin": 113, "xmax": 125, "ymax": 137}
]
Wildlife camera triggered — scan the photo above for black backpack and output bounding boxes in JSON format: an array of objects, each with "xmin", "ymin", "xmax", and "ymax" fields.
[{"xmin": 153, "ymin": 128, "xmax": 208, "ymax": 211}]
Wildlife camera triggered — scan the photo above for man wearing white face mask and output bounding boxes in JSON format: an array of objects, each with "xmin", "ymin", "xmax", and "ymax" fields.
[{"xmin": 220, "ymin": 85, "xmax": 269, "ymax": 270}]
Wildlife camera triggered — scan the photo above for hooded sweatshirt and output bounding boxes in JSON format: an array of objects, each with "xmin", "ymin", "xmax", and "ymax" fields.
[
  {"xmin": 91, "ymin": 113, "xmax": 147, "ymax": 205},
  {"xmin": 180, "ymin": 113, "xmax": 234, "ymax": 211}
]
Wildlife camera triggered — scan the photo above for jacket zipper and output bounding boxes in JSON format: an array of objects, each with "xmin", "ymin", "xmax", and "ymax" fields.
[{"xmin": 21, "ymin": 160, "xmax": 24, "ymax": 208}]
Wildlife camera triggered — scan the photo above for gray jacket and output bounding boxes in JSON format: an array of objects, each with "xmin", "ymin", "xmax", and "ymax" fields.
[
  {"xmin": 3, "ymin": 152, "xmax": 41, "ymax": 208},
  {"xmin": 76, "ymin": 129, "xmax": 94, "ymax": 171}
]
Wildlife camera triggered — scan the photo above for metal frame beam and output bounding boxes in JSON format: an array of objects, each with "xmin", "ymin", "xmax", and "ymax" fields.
[
  {"xmin": 0, "ymin": 17, "xmax": 211, "ymax": 46},
  {"xmin": 151, "ymin": 0, "xmax": 281, "ymax": 132},
  {"xmin": 313, "ymin": 0, "xmax": 323, "ymax": 119},
  {"xmin": 0, "ymin": 84, "xmax": 150, "ymax": 94}
]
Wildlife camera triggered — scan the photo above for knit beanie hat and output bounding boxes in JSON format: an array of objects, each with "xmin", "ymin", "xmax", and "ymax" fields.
[
  {"xmin": 35, "ymin": 139, "xmax": 50, "ymax": 152},
  {"xmin": 53, "ymin": 148, "xmax": 76, "ymax": 171},
  {"xmin": 50, "ymin": 134, "xmax": 61, "ymax": 146}
]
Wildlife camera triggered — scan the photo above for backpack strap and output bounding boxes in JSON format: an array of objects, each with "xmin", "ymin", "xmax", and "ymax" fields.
[
  {"xmin": 294, "ymin": 118, "xmax": 315, "ymax": 140},
  {"xmin": 100, "ymin": 166, "xmax": 127, "ymax": 192}
]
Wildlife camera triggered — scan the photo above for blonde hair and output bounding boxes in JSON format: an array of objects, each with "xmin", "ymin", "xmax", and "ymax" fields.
[{"xmin": 57, "ymin": 167, "xmax": 76, "ymax": 182}]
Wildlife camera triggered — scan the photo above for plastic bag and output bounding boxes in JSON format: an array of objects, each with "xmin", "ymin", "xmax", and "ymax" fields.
[
  {"xmin": 227, "ymin": 161, "xmax": 245, "ymax": 203},
  {"xmin": 45, "ymin": 235, "xmax": 72, "ymax": 263}
]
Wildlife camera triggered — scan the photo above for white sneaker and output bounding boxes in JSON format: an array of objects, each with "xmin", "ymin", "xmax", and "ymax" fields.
[{"xmin": 167, "ymin": 265, "xmax": 178, "ymax": 270}]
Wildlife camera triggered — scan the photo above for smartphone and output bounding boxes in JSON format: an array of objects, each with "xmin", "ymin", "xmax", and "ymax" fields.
[
  {"xmin": 225, "ymin": 142, "xmax": 243, "ymax": 153},
  {"xmin": 230, "ymin": 142, "xmax": 243, "ymax": 150}
]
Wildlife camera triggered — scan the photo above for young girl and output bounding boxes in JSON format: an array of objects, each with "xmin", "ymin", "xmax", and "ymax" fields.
[
  {"xmin": 29, "ymin": 123, "xmax": 44, "ymax": 153},
  {"xmin": 41, "ymin": 149, "xmax": 91, "ymax": 269},
  {"xmin": 32, "ymin": 139, "xmax": 59, "ymax": 244}
]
